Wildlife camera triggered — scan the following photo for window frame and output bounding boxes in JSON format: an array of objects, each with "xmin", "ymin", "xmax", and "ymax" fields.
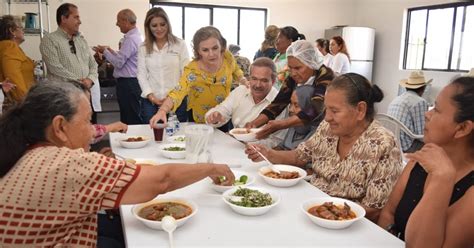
[
  {"xmin": 150, "ymin": 1, "xmax": 268, "ymax": 44},
  {"xmin": 403, "ymin": 2, "xmax": 473, "ymax": 72}
]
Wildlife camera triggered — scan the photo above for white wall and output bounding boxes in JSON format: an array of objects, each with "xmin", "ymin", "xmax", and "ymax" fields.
[{"xmin": 1, "ymin": 0, "xmax": 463, "ymax": 111}]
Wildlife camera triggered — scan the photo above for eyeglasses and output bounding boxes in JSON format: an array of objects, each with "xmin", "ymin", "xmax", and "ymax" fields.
[{"xmin": 69, "ymin": 39, "xmax": 76, "ymax": 54}]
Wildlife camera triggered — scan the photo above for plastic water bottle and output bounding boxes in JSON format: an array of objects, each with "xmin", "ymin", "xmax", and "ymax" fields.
[{"xmin": 166, "ymin": 113, "xmax": 177, "ymax": 136}]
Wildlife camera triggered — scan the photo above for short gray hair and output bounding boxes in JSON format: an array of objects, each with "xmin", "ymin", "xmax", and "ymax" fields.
[{"xmin": 119, "ymin": 9, "xmax": 136, "ymax": 25}]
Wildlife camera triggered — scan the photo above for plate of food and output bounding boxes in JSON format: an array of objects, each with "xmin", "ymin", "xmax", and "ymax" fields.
[
  {"xmin": 222, "ymin": 186, "xmax": 280, "ymax": 216},
  {"xmin": 132, "ymin": 198, "xmax": 198, "ymax": 230},
  {"xmin": 160, "ymin": 143, "xmax": 186, "ymax": 159},
  {"xmin": 209, "ymin": 170, "xmax": 255, "ymax": 193},
  {"xmin": 167, "ymin": 134, "xmax": 186, "ymax": 143},
  {"xmin": 229, "ymin": 128, "xmax": 262, "ymax": 142},
  {"xmin": 301, "ymin": 197, "xmax": 366, "ymax": 229},
  {"xmin": 259, "ymin": 164, "xmax": 307, "ymax": 187},
  {"xmin": 118, "ymin": 136, "xmax": 150, "ymax": 149}
]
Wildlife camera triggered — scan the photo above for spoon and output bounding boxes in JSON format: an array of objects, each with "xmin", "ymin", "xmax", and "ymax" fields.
[
  {"xmin": 161, "ymin": 215, "xmax": 177, "ymax": 248},
  {"xmin": 250, "ymin": 145, "xmax": 280, "ymax": 173}
]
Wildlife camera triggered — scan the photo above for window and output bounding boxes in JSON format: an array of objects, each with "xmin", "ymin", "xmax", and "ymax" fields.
[
  {"xmin": 152, "ymin": 1, "xmax": 267, "ymax": 60},
  {"xmin": 403, "ymin": 2, "xmax": 474, "ymax": 72}
]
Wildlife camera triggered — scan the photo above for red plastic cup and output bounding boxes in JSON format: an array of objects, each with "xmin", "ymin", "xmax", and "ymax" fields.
[{"xmin": 153, "ymin": 123, "xmax": 167, "ymax": 142}]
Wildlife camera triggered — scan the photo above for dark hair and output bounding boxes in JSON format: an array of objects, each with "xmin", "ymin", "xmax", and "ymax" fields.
[
  {"xmin": 0, "ymin": 81, "xmax": 87, "ymax": 177},
  {"xmin": 0, "ymin": 15, "xmax": 20, "ymax": 40},
  {"xmin": 192, "ymin": 26, "xmax": 227, "ymax": 60},
  {"xmin": 250, "ymin": 57, "xmax": 277, "ymax": 81},
  {"xmin": 315, "ymin": 38, "xmax": 330, "ymax": 54},
  {"xmin": 56, "ymin": 3, "xmax": 77, "ymax": 26},
  {"xmin": 328, "ymin": 73, "xmax": 384, "ymax": 121},
  {"xmin": 143, "ymin": 7, "xmax": 178, "ymax": 55},
  {"xmin": 280, "ymin": 26, "xmax": 305, "ymax": 42},
  {"xmin": 450, "ymin": 76, "xmax": 474, "ymax": 146},
  {"xmin": 331, "ymin": 36, "xmax": 350, "ymax": 61}
]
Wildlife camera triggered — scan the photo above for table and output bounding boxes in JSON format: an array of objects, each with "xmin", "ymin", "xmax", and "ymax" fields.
[{"xmin": 110, "ymin": 124, "xmax": 404, "ymax": 248}]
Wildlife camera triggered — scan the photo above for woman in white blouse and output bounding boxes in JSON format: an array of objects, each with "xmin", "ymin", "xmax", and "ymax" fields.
[
  {"xmin": 315, "ymin": 38, "xmax": 333, "ymax": 67},
  {"xmin": 329, "ymin": 36, "xmax": 351, "ymax": 75},
  {"xmin": 137, "ymin": 7, "xmax": 190, "ymax": 123}
]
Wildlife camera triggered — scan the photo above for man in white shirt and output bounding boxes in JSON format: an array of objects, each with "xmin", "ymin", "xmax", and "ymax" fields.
[{"xmin": 205, "ymin": 57, "xmax": 286, "ymax": 147}]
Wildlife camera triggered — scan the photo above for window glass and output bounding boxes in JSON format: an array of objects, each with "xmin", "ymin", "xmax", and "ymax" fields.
[
  {"xmin": 184, "ymin": 7, "xmax": 210, "ymax": 56},
  {"xmin": 161, "ymin": 6, "xmax": 183, "ymax": 39},
  {"xmin": 460, "ymin": 6, "xmax": 474, "ymax": 70},
  {"xmin": 405, "ymin": 10, "xmax": 426, "ymax": 70},
  {"xmin": 239, "ymin": 9, "xmax": 265, "ymax": 61},
  {"xmin": 214, "ymin": 8, "xmax": 238, "ymax": 45},
  {"xmin": 424, "ymin": 8, "xmax": 454, "ymax": 69}
]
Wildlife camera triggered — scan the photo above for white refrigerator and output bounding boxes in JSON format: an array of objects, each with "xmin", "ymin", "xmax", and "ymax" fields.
[{"xmin": 325, "ymin": 26, "xmax": 375, "ymax": 82}]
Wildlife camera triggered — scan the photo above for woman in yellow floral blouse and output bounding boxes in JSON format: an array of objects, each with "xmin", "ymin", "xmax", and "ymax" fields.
[{"xmin": 149, "ymin": 26, "xmax": 246, "ymax": 126}]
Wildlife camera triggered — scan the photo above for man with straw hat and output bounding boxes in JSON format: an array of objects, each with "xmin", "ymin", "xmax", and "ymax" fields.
[{"xmin": 387, "ymin": 71, "xmax": 432, "ymax": 152}]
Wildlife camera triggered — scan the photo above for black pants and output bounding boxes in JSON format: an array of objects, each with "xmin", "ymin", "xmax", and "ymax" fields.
[
  {"xmin": 116, "ymin": 77, "xmax": 143, "ymax": 124},
  {"xmin": 97, "ymin": 211, "xmax": 125, "ymax": 248}
]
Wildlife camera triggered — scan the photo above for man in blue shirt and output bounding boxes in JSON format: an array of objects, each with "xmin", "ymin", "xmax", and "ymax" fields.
[
  {"xmin": 94, "ymin": 9, "xmax": 143, "ymax": 124},
  {"xmin": 387, "ymin": 71, "xmax": 431, "ymax": 152}
]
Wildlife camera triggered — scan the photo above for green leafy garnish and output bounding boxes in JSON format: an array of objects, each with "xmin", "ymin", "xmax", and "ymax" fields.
[
  {"xmin": 230, "ymin": 187, "xmax": 272, "ymax": 207},
  {"xmin": 163, "ymin": 146, "xmax": 185, "ymax": 151}
]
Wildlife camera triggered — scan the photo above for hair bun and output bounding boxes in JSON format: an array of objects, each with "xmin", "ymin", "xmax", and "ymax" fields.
[{"xmin": 370, "ymin": 84, "xmax": 384, "ymax": 103}]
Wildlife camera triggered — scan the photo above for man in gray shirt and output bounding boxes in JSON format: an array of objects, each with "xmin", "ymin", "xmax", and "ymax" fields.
[{"xmin": 40, "ymin": 3, "xmax": 101, "ymax": 122}]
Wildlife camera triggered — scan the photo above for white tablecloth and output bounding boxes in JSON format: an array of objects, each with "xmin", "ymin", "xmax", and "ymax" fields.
[{"xmin": 110, "ymin": 124, "xmax": 404, "ymax": 248}]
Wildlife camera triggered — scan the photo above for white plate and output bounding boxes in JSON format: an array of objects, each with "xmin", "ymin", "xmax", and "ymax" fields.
[
  {"xmin": 131, "ymin": 198, "xmax": 198, "ymax": 230},
  {"xmin": 301, "ymin": 197, "xmax": 366, "ymax": 229},
  {"xmin": 167, "ymin": 135, "xmax": 186, "ymax": 143},
  {"xmin": 229, "ymin": 128, "xmax": 261, "ymax": 142},
  {"xmin": 222, "ymin": 186, "xmax": 280, "ymax": 216},
  {"xmin": 160, "ymin": 143, "xmax": 186, "ymax": 159},
  {"xmin": 259, "ymin": 164, "xmax": 307, "ymax": 187},
  {"xmin": 118, "ymin": 136, "xmax": 150, "ymax": 149},
  {"xmin": 209, "ymin": 171, "xmax": 255, "ymax": 193}
]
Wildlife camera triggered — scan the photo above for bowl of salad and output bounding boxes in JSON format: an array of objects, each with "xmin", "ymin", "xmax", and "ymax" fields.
[
  {"xmin": 222, "ymin": 186, "xmax": 280, "ymax": 216},
  {"xmin": 209, "ymin": 170, "xmax": 255, "ymax": 193},
  {"xmin": 159, "ymin": 143, "xmax": 186, "ymax": 159}
]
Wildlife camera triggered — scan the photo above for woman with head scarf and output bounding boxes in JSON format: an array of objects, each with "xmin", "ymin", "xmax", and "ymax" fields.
[
  {"xmin": 276, "ymin": 85, "xmax": 318, "ymax": 150},
  {"xmin": 246, "ymin": 40, "xmax": 335, "ymax": 139}
]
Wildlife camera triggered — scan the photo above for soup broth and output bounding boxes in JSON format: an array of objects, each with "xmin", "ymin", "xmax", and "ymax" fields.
[{"xmin": 138, "ymin": 202, "xmax": 192, "ymax": 221}]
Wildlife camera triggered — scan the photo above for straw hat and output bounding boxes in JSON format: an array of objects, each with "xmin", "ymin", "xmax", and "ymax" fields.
[
  {"xmin": 462, "ymin": 68, "xmax": 474, "ymax": 77},
  {"xmin": 399, "ymin": 71, "xmax": 433, "ymax": 89}
]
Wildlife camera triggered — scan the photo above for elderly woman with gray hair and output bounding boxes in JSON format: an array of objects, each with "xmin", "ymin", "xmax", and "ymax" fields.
[{"xmin": 246, "ymin": 40, "xmax": 335, "ymax": 139}]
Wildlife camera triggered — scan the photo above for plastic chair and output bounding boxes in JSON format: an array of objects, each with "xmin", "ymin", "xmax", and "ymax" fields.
[{"xmin": 375, "ymin": 113, "xmax": 424, "ymax": 164}]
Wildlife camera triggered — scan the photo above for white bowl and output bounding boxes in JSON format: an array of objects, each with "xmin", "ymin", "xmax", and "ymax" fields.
[
  {"xmin": 301, "ymin": 197, "xmax": 366, "ymax": 229},
  {"xmin": 209, "ymin": 171, "xmax": 255, "ymax": 193},
  {"xmin": 259, "ymin": 164, "xmax": 307, "ymax": 187},
  {"xmin": 160, "ymin": 143, "xmax": 186, "ymax": 159},
  {"xmin": 167, "ymin": 134, "xmax": 186, "ymax": 143},
  {"xmin": 118, "ymin": 136, "xmax": 150, "ymax": 149},
  {"xmin": 131, "ymin": 198, "xmax": 198, "ymax": 230},
  {"xmin": 229, "ymin": 128, "xmax": 261, "ymax": 142},
  {"xmin": 222, "ymin": 186, "xmax": 280, "ymax": 216}
]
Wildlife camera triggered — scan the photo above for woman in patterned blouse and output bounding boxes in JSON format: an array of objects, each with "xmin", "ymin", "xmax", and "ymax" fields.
[
  {"xmin": 246, "ymin": 73, "xmax": 403, "ymax": 222},
  {"xmin": 149, "ymin": 26, "xmax": 246, "ymax": 126},
  {"xmin": 0, "ymin": 81, "xmax": 234, "ymax": 247}
]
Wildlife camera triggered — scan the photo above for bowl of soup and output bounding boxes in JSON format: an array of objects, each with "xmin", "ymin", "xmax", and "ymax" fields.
[
  {"xmin": 118, "ymin": 136, "xmax": 150, "ymax": 149},
  {"xmin": 229, "ymin": 128, "xmax": 261, "ymax": 142},
  {"xmin": 209, "ymin": 170, "xmax": 255, "ymax": 193},
  {"xmin": 222, "ymin": 186, "xmax": 280, "ymax": 216},
  {"xmin": 159, "ymin": 143, "xmax": 186, "ymax": 159},
  {"xmin": 301, "ymin": 197, "xmax": 365, "ymax": 229},
  {"xmin": 258, "ymin": 164, "xmax": 307, "ymax": 187},
  {"xmin": 132, "ymin": 198, "xmax": 198, "ymax": 230}
]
